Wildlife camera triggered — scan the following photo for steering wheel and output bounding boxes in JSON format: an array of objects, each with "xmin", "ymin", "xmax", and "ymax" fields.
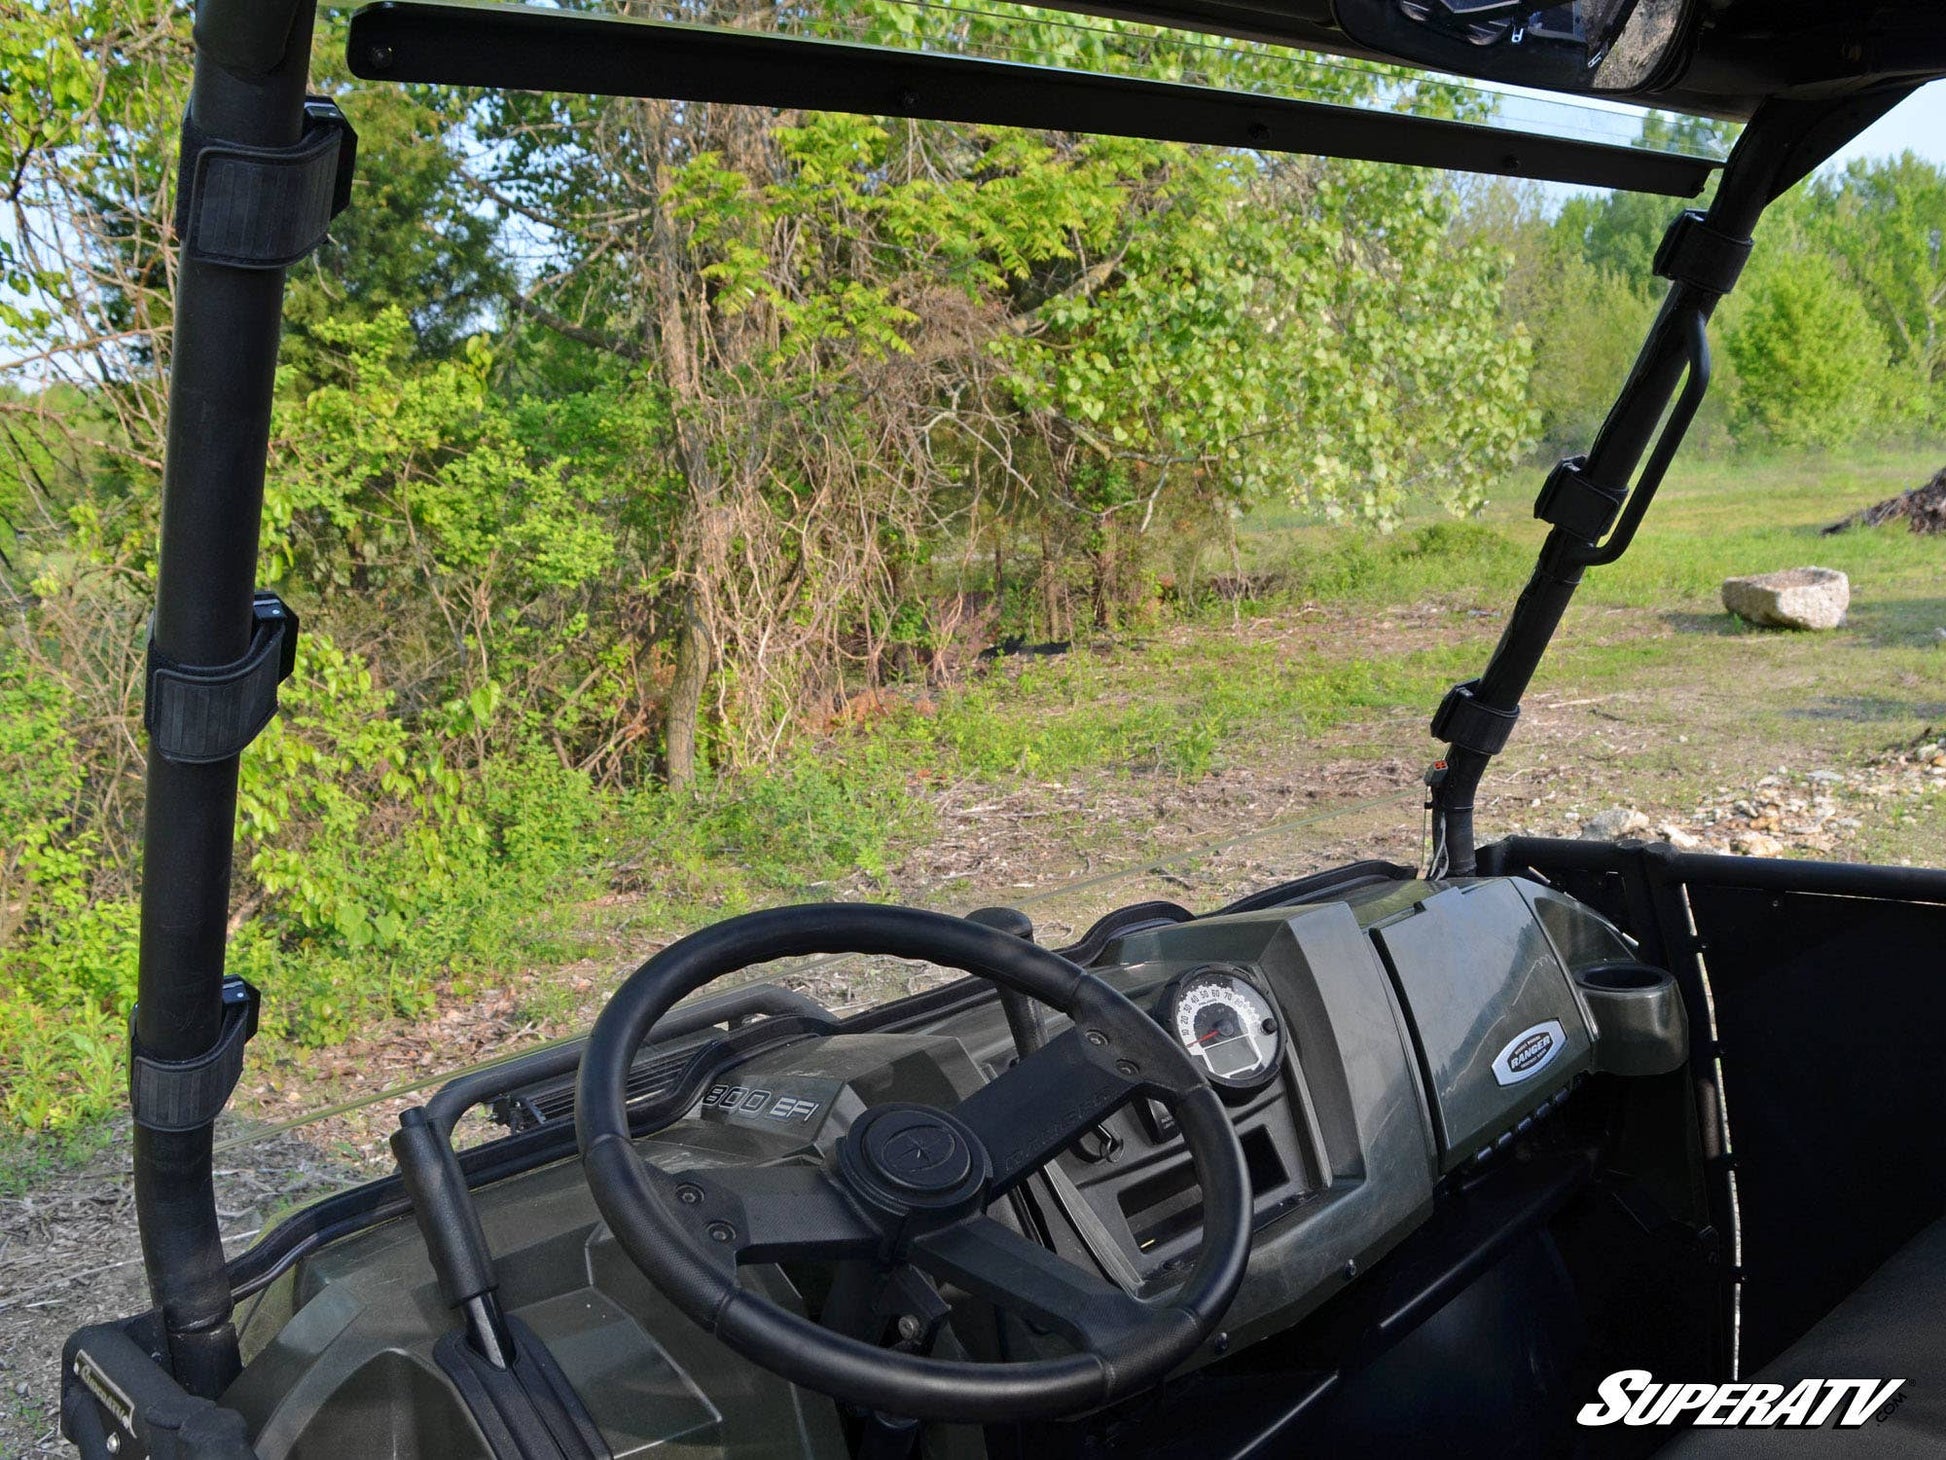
[{"xmin": 575, "ymin": 902, "xmax": 1251, "ymax": 1423}]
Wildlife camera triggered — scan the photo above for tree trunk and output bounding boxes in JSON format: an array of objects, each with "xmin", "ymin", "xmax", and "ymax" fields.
[
  {"xmin": 1091, "ymin": 534, "xmax": 1113, "ymax": 630},
  {"xmin": 664, "ymin": 596, "xmax": 710, "ymax": 790},
  {"xmin": 642, "ymin": 100, "xmax": 718, "ymax": 792}
]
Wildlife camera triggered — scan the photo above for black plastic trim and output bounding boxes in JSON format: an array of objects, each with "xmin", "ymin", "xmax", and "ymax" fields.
[
  {"xmin": 62, "ymin": 1318, "xmax": 258, "ymax": 1459},
  {"xmin": 1652, "ymin": 209, "xmax": 1753, "ymax": 295},
  {"xmin": 174, "ymin": 97, "xmax": 356, "ymax": 270},
  {"xmin": 345, "ymin": 1, "xmax": 1719, "ymax": 197},
  {"xmin": 434, "ymin": 1314, "xmax": 610, "ymax": 1459},
  {"xmin": 1212, "ymin": 859, "xmax": 1417, "ymax": 915},
  {"xmin": 1533, "ymin": 455, "xmax": 1626, "ymax": 541},
  {"xmin": 1430, "ymin": 680, "xmax": 1519, "ymax": 758},
  {"xmin": 1483, "ymin": 836, "xmax": 1946, "ymax": 905}
]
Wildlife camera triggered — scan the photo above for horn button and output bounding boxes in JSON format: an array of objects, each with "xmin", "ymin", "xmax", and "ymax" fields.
[{"xmin": 838, "ymin": 1105, "xmax": 991, "ymax": 1220}]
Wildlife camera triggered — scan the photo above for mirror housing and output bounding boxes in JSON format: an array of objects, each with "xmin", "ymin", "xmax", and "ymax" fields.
[{"xmin": 1334, "ymin": 0, "xmax": 1691, "ymax": 94}]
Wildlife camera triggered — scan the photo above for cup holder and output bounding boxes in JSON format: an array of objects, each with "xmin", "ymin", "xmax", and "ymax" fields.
[
  {"xmin": 1576, "ymin": 961, "xmax": 1666, "ymax": 992},
  {"xmin": 1572, "ymin": 962, "xmax": 1688, "ymax": 1077}
]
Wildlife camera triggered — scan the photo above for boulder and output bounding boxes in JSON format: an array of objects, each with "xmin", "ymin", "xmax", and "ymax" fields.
[
  {"xmin": 1580, "ymin": 808, "xmax": 1650, "ymax": 840},
  {"xmin": 1721, "ymin": 567, "xmax": 1849, "ymax": 631}
]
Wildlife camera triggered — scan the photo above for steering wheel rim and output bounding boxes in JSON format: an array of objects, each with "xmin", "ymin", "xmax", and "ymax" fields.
[{"xmin": 575, "ymin": 902, "xmax": 1251, "ymax": 1423}]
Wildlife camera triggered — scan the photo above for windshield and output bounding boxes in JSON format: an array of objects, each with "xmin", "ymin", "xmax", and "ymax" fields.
[{"xmin": 0, "ymin": 0, "xmax": 1762, "ymax": 1228}]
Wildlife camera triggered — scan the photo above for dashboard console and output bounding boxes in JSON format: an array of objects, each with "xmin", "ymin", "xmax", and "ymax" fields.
[
  {"xmin": 227, "ymin": 874, "xmax": 1686, "ymax": 1456},
  {"xmin": 1010, "ymin": 875, "xmax": 1666, "ymax": 1349}
]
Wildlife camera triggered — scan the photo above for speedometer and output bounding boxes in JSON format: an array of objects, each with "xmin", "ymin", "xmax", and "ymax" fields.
[{"xmin": 1163, "ymin": 966, "xmax": 1283, "ymax": 1092}]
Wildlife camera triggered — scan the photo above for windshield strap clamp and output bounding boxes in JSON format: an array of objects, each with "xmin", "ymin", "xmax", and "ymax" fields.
[
  {"xmin": 1432, "ymin": 679, "xmax": 1519, "ymax": 757},
  {"xmin": 146, "ymin": 591, "xmax": 300, "ymax": 765},
  {"xmin": 1653, "ymin": 210, "xmax": 1752, "ymax": 296},
  {"xmin": 129, "ymin": 977, "xmax": 259, "ymax": 1133},
  {"xmin": 174, "ymin": 97, "xmax": 357, "ymax": 270},
  {"xmin": 1535, "ymin": 455, "xmax": 1626, "ymax": 541}
]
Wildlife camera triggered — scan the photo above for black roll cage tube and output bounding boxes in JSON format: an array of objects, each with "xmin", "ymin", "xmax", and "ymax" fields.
[
  {"xmin": 1426, "ymin": 83, "xmax": 1921, "ymax": 877},
  {"xmin": 134, "ymin": 0, "xmax": 321, "ymax": 1399},
  {"xmin": 132, "ymin": 0, "xmax": 1916, "ymax": 1400}
]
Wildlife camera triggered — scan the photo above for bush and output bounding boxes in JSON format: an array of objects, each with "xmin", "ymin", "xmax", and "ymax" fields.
[
  {"xmin": 1722, "ymin": 250, "xmax": 1891, "ymax": 449},
  {"xmin": 1519, "ymin": 253, "xmax": 1659, "ymax": 456},
  {"xmin": 233, "ymin": 641, "xmax": 618, "ymax": 1044},
  {"xmin": 0, "ymin": 658, "xmax": 138, "ymax": 1130}
]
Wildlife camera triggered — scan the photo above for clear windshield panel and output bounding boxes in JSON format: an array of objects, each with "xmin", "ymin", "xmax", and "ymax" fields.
[
  {"xmin": 184, "ymin": 0, "xmax": 1719, "ymax": 1270},
  {"xmin": 494, "ymin": 0, "xmax": 1736, "ymax": 160},
  {"xmin": 205, "ymin": 788, "xmax": 1426, "ymax": 1200}
]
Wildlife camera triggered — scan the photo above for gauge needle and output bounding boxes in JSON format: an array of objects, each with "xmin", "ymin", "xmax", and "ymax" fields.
[{"xmin": 1196, "ymin": 1030, "xmax": 1223, "ymax": 1044}]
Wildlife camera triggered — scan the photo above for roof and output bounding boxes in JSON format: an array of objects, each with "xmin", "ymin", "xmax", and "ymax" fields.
[{"xmin": 1018, "ymin": 0, "xmax": 1946, "ymax": 121}]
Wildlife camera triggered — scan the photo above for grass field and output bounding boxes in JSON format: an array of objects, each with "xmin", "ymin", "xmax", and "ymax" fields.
[{"xmin": 925, "ymin": 445, "xmax": 1946, "ymax": 854}]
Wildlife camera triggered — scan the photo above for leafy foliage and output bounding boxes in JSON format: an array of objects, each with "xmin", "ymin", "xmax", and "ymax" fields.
[
  {"xmin": 0, "ymin": 657, "xmax": 133, "ymax": 1129},
  {"xmin": 1804, "ymin": 155, "xmax": 1946, "ymax": 427},
  {"xmin": 1513, "ymin": 136, "xmax": 1946, "ymax": 456},
  {"xmin": 1722, "ymin": 247, "xmax": 1890, "ymax": 449}
]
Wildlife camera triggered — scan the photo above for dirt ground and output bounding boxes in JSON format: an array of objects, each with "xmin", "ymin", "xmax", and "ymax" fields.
[
  {"xmin": 0, "ymin": 1131, "xmax": 354, "ymax": 1456},
  {"xmin": 5, "ymin": 600, "xmax": 1943, "ymax": 1456}
]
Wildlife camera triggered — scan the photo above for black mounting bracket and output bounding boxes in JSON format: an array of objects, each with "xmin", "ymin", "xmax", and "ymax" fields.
[
  {"xmin": 1652, "ymin": 209, "xmax": 1753, "ymax": 296},
  {"xmin": 1430, "ymin": 679, "xmax": 1520, "ymax": 759},
  {"xmin": 173, "ymin": 95, "xmax": 356, "ymax": 270},
  {"xmin": 1534, "ymin": 455, "xmax": 1627, "ymax": 542},
  {"xmin": 130, "ymin": 977, "xmax": 260, "ymax": 1134},
  {"xmin": 62, "ymin": 1317, "xmax": 258, "ymax": 1459},
  {"xmin": 145, "ymin": 592, "xmax": 299, "ymax": 765}
]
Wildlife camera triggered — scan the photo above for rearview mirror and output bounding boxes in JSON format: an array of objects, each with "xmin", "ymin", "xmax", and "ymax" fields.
[{"xmin": 1334, "ymin": 0, "xmax": 1691, "ymax": 94}]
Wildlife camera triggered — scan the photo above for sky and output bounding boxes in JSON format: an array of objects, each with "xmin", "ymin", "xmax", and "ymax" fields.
[
  {"xmin": 1826, "ymin": 81, "xmax": 1946, "ymax": 169},
  {"xmin": 1505, "ymin": 77, "xmax": 1946, "ymax": 207}
]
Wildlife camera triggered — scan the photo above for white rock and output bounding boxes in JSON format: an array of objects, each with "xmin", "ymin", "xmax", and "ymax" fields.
[
  {"xmin": 1581, "ymin": 808, "xmax": 1651, "ymax": 840},
  {"xmin": 1659, "ymin": 824, "xmax": 1703, "ymax": 850},
  {"xmin": 1721, "ymin": 567, "xmax": 1849, "ymax": 631},
  {"xmin": 1732, "ymin": 831, "xmax": 1785, "ymax": 857}
]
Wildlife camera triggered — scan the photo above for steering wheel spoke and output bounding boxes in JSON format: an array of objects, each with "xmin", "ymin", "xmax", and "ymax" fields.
[
  {"xmin": 953, "ymin": 1025, "xmax": 1149, "ymax": 1194},
  {"xmin": 658, "ymin": 1162, "xmax": 882, "ymax": 1269},
  {"xmin": 909, "ymin": 1215, "xmax": 1156, "ymax": 1354}
]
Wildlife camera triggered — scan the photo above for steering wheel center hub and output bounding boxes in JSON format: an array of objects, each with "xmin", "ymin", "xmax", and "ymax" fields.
[
  {"xmin": 839, "ymin": 1104, "xmax": 989, "ymax": 1216},
  {"xmin": 868, "ymin": 1110, "xmax": 972, "ymax": 1191}
]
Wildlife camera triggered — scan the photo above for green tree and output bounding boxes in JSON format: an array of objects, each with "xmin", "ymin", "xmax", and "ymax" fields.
[
  {"xmin": 1721, "ymin": 246, "xmax": 1888, "ymax": 448},
  {"xmin": 1805, "ymin": 153, "xmax": 1946, "ymax": 425},
  {"xmin": 287, "ymin": 45, "xmax": 511, "ymax": 361}
]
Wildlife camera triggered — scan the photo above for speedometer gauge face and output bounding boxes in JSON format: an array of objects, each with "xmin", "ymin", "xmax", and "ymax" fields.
[{"xmin": 1166, "ymin": 967, "xmax": 1282, "ymax": 1091}]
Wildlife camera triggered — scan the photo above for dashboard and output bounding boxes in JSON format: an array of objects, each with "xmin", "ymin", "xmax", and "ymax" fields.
[{"xmin": 230, "ymin": 874, "xmax": 1681, "ymax": 1457}]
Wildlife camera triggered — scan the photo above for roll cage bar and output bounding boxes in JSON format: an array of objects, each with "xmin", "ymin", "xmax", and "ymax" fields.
[{"xmin": 123, "ymin": 0, "xmax": 1928, "ymax": 1405}]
